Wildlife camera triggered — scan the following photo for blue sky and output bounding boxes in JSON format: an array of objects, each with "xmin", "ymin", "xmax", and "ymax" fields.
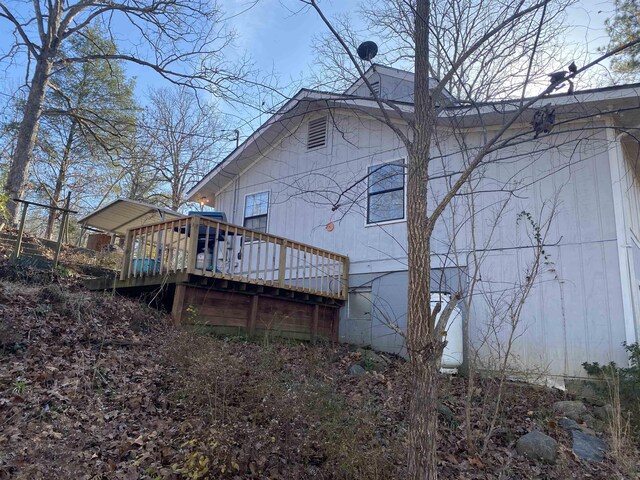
[
  {"xmin": 0, "ymin": 0, "xmax": 619, "ymax": 133},
  {"xmin": 225, "ymin": 0, "xmax": 614, "ymax": 82},
  {"xmin": 218, "ymin": 0, "xmax": 616, "ymax": 133},
  {"xmin": 226, "ymin": 1, "xmax": 358, "ymax": 79}
]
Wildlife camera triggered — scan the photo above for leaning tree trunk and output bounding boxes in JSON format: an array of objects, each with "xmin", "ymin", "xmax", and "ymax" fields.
[
  {"xmin": 5, "ymin": 56, "xmax": 53, "ymax": 223},
  {"xmin": 406, "ymin": 0, "xmax": 442, "ymax": 478}
]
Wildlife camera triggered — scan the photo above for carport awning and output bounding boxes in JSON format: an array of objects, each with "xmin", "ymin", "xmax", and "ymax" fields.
[{"xmin": 78, "ymin": 199, "xmax": 185, "ymax": 236}]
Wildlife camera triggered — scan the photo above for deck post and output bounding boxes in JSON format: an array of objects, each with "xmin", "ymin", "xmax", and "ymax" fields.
[
  {"xmin": 278, "ymin": 240, "xmax": 288, "ymax": 287},
  {"xmin": 120, "ymin": 230, "xmax": 134, "ymax": 281},
  {"xmin": 341, "ymin": 257, "xmax": 350, "ymax": 299},
  {"xmin": 172, "ymin": 284, "xmax": 187, "ymax": 324},
  {"xmin": 187, "ymin": 216, "xmax": 201, "ymax": 274},
  {"xmin": 311, "ymin": 304, "xmax": 319, "ymax": 344},
  {"xmin": 247, "ymin": 295, "xmax": 259, "ymax": 337}
]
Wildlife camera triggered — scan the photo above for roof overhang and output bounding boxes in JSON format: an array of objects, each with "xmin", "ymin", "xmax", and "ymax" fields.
[
  {"xmin": 439, "ymin": 83, "xmax": 640, "ymax": 129},
  {"xmin": 187, "ymin": 88, "xmax": 412, "ymax": 203},
  {"xmin": 78, "ymin": 199, "xmax": 185, "ymax": 236},
  {"xmin": 188, "ymin": 82, "xmax": 640, "ymax": 202}
]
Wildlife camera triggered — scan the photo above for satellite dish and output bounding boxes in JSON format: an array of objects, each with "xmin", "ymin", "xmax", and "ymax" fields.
[{"xmin": 357, "ymin": 41, "xmax": 378, "ymax": 61}]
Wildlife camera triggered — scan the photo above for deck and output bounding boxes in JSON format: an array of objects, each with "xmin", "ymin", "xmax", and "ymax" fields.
[{"xmin": 86, "ymin": 215, "xmax": 349, "ymax": 341}]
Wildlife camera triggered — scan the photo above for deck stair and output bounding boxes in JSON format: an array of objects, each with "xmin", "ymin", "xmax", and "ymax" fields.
[
  {"xmin": 0, "ymin": 232, "xmax": 55, "ymax": 268},
  {"xmin": 0, "ymin": 232, "xmax": 115, "ymax": 274}
]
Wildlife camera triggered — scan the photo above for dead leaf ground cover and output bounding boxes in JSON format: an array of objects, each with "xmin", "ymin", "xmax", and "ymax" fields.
[{"xmin": 0, "ymin": 273, "xmax": 634, "ymax": 479}]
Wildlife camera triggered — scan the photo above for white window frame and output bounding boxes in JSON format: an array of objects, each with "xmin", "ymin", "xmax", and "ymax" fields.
[
  {"xmin": 243, "ymin": 190, "xmax": 270, "ymax": 234},
  {"xmin": 365, "ymin": 159, "xmax": 406, "ymax": 226}
]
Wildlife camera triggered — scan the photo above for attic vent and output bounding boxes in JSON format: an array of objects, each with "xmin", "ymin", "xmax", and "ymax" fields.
[
  {"xmin": 369, "ymin": 81, "xmax": 381, "ymax": 97},
  {"xmin": 307, "ymin": 116, "xmax": 327, "ymax": 150}
]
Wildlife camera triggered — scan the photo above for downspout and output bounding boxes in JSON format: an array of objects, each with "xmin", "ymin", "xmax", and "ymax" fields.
[
  {"xmin": 607, "ymin": 122, "xmax": 640, "ymax": 355},
  {"xmin": 231, "ymin": 178, "xmax": 240, "ymax": 225}
]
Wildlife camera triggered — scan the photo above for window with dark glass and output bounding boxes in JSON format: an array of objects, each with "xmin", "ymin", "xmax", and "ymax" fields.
[
  {"xmin": 243, "ymin": 191, "xmax": 269, "ymax": 233},
  {"xmin": 367, "ymin": 162, "xmax": 405, "ymax": 223}
]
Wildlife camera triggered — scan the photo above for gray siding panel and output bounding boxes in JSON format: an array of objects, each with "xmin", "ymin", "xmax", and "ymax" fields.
[{"xmin": 213, "ymin": 112, "xmax": 628, "ymax": 376}]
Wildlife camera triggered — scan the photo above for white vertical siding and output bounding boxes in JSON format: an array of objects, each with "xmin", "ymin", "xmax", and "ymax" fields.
[{"xmin": 213, "ymin": 111, "xmax": 628, "ymax": 376}]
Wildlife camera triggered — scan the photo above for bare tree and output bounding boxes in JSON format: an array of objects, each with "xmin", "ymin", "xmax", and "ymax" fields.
[
  {"xmin": 30, "ymin": 26, "xmax": 137, "ymax": 239},
  {"xmin": 116, "ymin": 135, "xmax": 161, "ymax": 203},
  {"xmin": 299, "ymin": 0, "xmax": 640, "ymax": 478},
  {"xmin": 0, "ymin": 0, "xmax": 242, "ymax": 222},
  {"xmin": 144, "ymin": 86, "xmax": 225, "ymax": 210},
  {"xmin": 311, "ymin": 0, "xmax": 575, "ymax": 102}
]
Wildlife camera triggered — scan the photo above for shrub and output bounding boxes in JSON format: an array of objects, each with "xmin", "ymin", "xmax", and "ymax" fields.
[
  {"xmin": 583, "ymin": 342, "xmax": 640, "ymax": 470},
  {"xmin": 582, "ymin": 342, "xmax": 640, "ymax": 417}
]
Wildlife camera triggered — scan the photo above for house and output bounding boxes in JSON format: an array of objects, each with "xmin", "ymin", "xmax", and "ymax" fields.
[{"xmin": 188, "ymin": 65, "xmax": 640, "ymax": 380}]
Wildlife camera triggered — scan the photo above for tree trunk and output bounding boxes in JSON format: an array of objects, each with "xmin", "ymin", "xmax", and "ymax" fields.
[
  {"xmin": 406, "ymin": 0, "xmax": 441, "ymax": 478},
  {"xmin": 5, "ymin": 56, "xmax": 53, "ymax": 223},
  {"xmin": 407, "ymin": 353, "xmax": 442, "ymax": 479},
  {"xmin": 45, "ymin": 121, "xmax": 76, "ymax": 240}
]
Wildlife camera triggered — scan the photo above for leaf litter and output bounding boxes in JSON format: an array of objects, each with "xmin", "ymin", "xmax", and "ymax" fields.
[{"xmin": 0, "ymin": 276, "xmax": 633, "ymax": 479}]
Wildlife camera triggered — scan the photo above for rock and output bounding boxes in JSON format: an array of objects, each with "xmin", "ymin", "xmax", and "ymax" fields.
[
  {"xmin": 571, "ymin": 430, "xmax": 607, "ymax": 462},
  {"xmin": 348, "ymin": 364, "xmax": 365, "ymax": 376},
  {"xmin": 356, "ymin": 348, "xmax": 390, "ymax": 371},
  {"xmin": 553, "ymin": 400, "xmax": 587, "ymax": 420},
  {"xmin": 565, "ymin": 378, "xmax": 602, "ymax": 402},
  {"xmin": 593, "ymin": 404, "xmax": 613, "ymax": 422},
  {"xmin": 589, "ymin": 419, "xmax": 607, "ymax": 434},
  {"xmin": 557, "ymin": 417, "xmax": 595, "ymax": 435},
  {"xmin": 516, "ymin": 431, "xmax": 558, "ymax": 463}
]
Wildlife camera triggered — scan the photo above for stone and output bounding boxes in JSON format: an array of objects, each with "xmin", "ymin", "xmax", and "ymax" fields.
[
  {"xmin": 565, "ymin": 378, "xmax": 602, "ymax": 401},
  {"xmin": 557, "ymin": 417, "xmax": 595, "ymax": 435},
  {"xmin": 557, "ymin": 417, "xmax": 578, "ymax": 430},
  {"xmin": 356, "ymin": 348, "xmax": 390, "ymax": 371},
  {"xmin": 593, "ymin": 404, "xmax": 613, "ymax": 422},
  {"xmin": 553, "ymin": 400, "xmax": 587, "ymax": 420},
  {"xmin": 571, "ymin": 430, "xmax": 607, "ymax": 462},
  {"xmin": 589, "ymin": 419, "xmax": 607, "ymax": 434},
  {"xmin": 516, "ymin": 431, "xmax": 558, "ymax": 463},
  {"xmin": 348, "ymin": 364, "xmax": 365, "ymax": 376}
]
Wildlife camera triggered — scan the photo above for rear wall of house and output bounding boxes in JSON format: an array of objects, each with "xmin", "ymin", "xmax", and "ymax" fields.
[{"xmin": 212, "ymin": 111, "xmax": 629, "ymax": 377}]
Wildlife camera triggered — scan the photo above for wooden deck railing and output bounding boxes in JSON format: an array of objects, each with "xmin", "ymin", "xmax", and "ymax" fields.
[{"xmin": 120, "ymin": 215, "xmax": 349, "ymax": 300}]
